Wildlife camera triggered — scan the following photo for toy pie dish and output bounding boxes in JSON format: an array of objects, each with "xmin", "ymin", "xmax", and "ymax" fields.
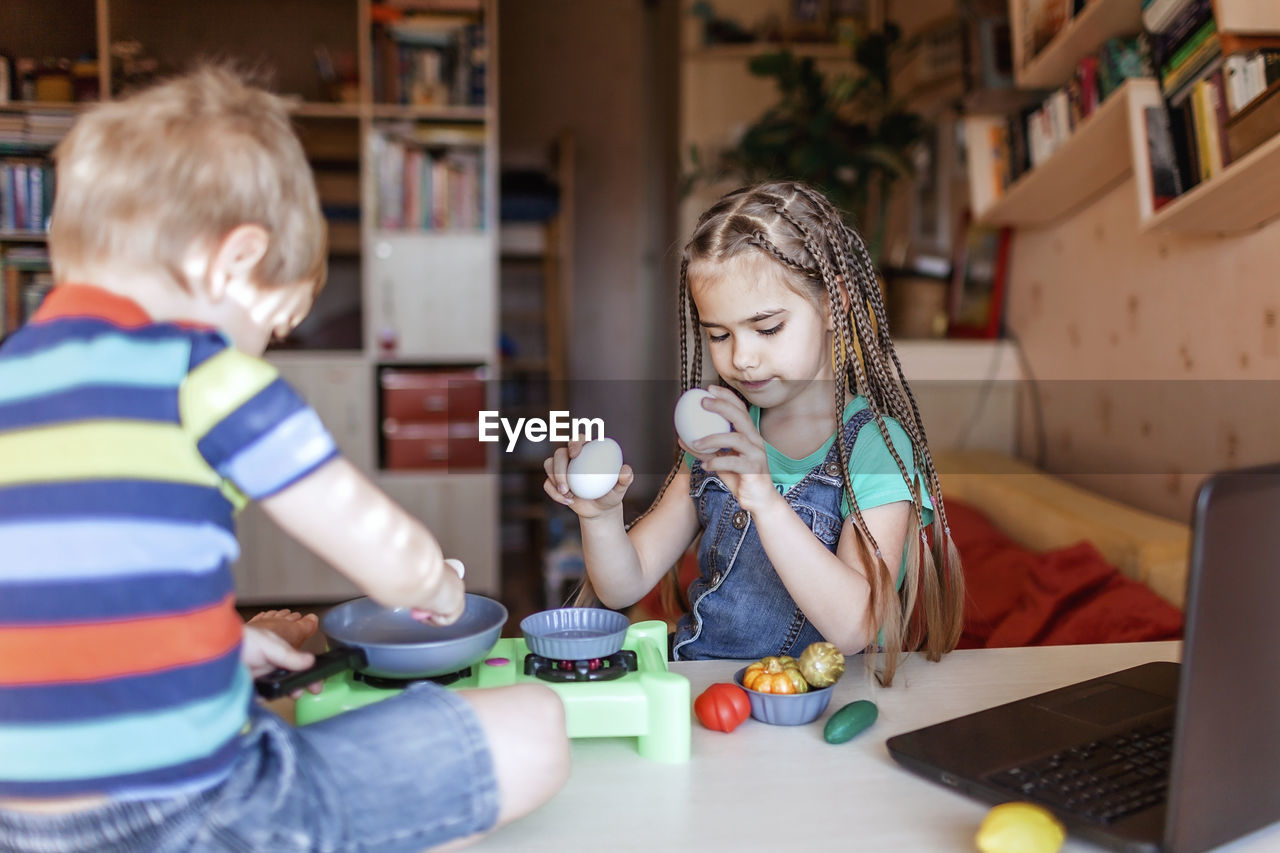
[
  {"xmin": 520, "ymin": 608, "xmax": 630, "ymax": 660},
  {"xmin": 733, "ymin": 667, "xmax": 834, "ymax": 725}
]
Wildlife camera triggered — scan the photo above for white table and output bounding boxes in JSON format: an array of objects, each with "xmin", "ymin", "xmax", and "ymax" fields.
[{"xmin": 473, "ymin": 642, "xmax": 1280, "ymax": 852}]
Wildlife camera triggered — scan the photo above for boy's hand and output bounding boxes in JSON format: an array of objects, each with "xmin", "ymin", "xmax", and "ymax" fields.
[
  {"xmin": 543, "ymin": 440, "xmax": 634, "ymax": 518},
  {"xmin": 407, "ymin": 558, "xmax": 466, "ymax": 626},
  {"xmin": 242, "ymin": 625, "xmax": 322, "ymax": 695},
  {"xmin": 682, "ymin": 386, "xmax": 777, "ymax": 514}
]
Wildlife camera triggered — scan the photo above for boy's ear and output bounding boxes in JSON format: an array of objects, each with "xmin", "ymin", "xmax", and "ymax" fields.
[{"xmin": 206, "ymin": 225, "xmax": 270, "ymax": 301}]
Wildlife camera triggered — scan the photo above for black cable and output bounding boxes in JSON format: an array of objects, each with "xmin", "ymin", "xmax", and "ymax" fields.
[{"xmin": 1006, "ymin": 329, "xmax": 1047, "ymax": 468}]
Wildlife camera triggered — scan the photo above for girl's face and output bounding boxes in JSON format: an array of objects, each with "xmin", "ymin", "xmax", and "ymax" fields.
[{"xmin": 690, "ymin": 252, "xmax": 834, "ymax": 412}]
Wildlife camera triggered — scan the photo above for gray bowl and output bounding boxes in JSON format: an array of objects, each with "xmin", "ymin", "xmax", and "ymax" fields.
[
  {"xmin": 520, "ymin": 607, "xmax": 629, "ymax": 660},
  {"xmin": 733, "ymin": 667, "xmax": 834, "ymax": 725}
]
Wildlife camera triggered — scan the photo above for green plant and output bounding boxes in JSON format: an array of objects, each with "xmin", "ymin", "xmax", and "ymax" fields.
[{"xmin": 686, "ymin": 24, "xmax": 928, "ymax": 263}]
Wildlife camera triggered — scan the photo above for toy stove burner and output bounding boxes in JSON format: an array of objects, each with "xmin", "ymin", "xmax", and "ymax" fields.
[
  {"xmin": 524, "ymin": 649, "xmax": 638, "ymax": 683},
  {"xmin": 353, "ymin": 666, "xmax": 472, "ymax": 690}
]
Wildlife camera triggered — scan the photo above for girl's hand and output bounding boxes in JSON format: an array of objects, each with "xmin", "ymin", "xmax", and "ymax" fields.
[
  {"xmin": 543, "ymin": 439, "xmax": 634, "ymax": 519},
  {"xmin": 682, "ymin": 386, "xmax": 778, "ymax": 514},
  {"xmin": 242, "ymin": 625, "xmax": 322, "ymax": 696}
]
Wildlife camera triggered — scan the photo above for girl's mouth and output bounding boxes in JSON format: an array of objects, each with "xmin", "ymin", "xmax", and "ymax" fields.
[{"xmin": 739, "ymin": 378, "xmax": 772, "ymax": 391}]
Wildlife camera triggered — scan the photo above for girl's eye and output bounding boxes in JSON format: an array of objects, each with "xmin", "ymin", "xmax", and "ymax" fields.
[
  {"xmin": 758, "ymin": 323, "xmax": 784, "ymax": 336},
  {"xmin": 707, "ymin": 331, "xmax": 729, "ymax": 342}
]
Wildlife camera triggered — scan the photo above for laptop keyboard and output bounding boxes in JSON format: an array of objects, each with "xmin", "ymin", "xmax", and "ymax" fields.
[{"xmin": 987, "ymin": 723, "xmax": 1172, "ymax": 824}]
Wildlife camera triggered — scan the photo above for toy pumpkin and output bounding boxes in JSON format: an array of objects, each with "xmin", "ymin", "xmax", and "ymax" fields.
[
  {"xmin": 798, "ymin": 641, "xmax": 845, "ymax": 688},
  {"xmin": 742, "ymin": 655, "xmax": 808, "ymax": 694}
]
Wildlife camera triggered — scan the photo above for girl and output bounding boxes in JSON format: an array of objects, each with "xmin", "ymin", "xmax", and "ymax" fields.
[{"xmin": 544, "ymin": 181, "xmax": 963, "ymax": 683}]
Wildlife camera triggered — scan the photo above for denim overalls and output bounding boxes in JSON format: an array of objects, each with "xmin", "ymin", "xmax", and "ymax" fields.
[{"xmin": 671, "ymin": 408, "xmax": 875, "ymax": 661}]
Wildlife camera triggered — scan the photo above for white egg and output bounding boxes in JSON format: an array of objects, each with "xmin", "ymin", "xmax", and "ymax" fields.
[
  {"xmin": 674, "ymin": 388, "xmax": 732, "ymax": 447},
  {"xmin": 567, "ymin": 438, "xmax": 624, "ymax": 500}
]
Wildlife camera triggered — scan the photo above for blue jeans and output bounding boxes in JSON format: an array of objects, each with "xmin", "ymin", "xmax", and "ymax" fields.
[
  {"xmin": 672, "ymin": 409, "xmax": 874, "ymax": 660},
  {"xmin": 0, "ymin": 684, "xmax": 498, "ymax": 852}
]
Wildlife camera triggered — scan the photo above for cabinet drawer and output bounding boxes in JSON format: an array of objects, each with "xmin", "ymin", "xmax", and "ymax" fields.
[
  {"xmin": 383, "ymin": 420, "xmax": 486, "ymax": 470},
  {"xmin": 380, "ymin": 368, "xmax": 486, "ymax": 423}
]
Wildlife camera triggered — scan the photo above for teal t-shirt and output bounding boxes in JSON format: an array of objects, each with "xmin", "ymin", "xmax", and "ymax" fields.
[
  {"xmin": 756, "ymin": 397, "xmax": 934, "ymax": 525},
  {"xmin": 684, "ymin": 396, "xmax": 934, "ymax": 525}
]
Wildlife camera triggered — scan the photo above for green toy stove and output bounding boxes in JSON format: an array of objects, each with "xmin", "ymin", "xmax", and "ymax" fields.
[{"xmin": 294, "ymin": 619, "xmax": 691, "ymax": 762}]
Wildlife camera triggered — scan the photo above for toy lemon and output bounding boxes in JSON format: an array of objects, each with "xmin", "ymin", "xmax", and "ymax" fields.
[{"xmin": 975, "ymin": 802, "xmax": 1066, "ymax": 853}]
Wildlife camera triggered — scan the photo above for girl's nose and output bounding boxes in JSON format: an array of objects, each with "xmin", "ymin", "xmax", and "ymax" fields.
[{"xmin": 731, "ymin": 340, "xmax": 758, "ymax": 371}]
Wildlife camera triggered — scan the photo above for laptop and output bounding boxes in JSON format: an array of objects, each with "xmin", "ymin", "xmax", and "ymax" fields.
[{"xmin": 887, "ymin": 464, "xmax": 1280, "ymax": 853}]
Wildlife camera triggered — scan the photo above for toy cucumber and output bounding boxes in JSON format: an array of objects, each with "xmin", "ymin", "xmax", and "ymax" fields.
[{"xmin": 823, "ymin": 700, "xmax": 877, "ymax": 744}]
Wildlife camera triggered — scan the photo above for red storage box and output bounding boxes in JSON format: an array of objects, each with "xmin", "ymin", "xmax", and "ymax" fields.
[
  {"xmin": 382, "ymin": 420, "xmax": 486, "ymax": 470},
  {"xmin": 380, "ymin": 368, "xmax": 486, "ymax": 424}
]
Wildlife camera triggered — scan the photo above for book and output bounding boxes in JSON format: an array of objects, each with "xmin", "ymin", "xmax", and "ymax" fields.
[
  {"xmin": 1164, "ymin": 35, "xmax": 1222, "ymax": 102},
  {"xmin": 1150, "ymin": 0, "xmax": 1213, "ymax": 68},
  {"xmin": 1226, "ymin": 78, "xmax": 1280, "ymax": 161},
  {"xmin": 1206, "ymin": 68, "xmax": 1232, "ymax": 168},
  {"xmin": 1161, "ymin": 17, "xmax": 1215, "ymax": 78},
  {"xmin": 1192, "ymin": 79, "xmax": 1221, "ymax": 178},
  {"xmin": 1143, "ymin": 105, "xmax": 1184, "ymax": 210},
  {"xmin": 1143, "ymin": 0, "xmax": 1195, "ymax": 34},
  {"xmin": 1168, "ymin": 99, "xmax": 1201, "ymax": 192}
]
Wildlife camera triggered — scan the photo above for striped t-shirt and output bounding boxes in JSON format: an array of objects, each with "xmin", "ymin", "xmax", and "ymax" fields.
[{"xmin": 0, "ymin": 284, "xmax": 339, "ymax": 798}]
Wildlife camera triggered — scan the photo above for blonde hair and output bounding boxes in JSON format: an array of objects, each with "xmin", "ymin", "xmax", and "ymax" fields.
[
  {"xmin": 50, "ymin": 65, "xmax": 326, "ymax": 293},
  {"xmin": 663, "ymin": 180, "xmax": 964, "ymax": 685}
]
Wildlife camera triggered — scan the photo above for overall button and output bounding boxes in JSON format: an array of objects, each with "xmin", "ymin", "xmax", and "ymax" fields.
[
  {"xmin": 824, "ymin": 461, "xmax": 841, "ymax": 477},
  {"xmin": 731, "ymin": 510, "xmax": 748, "ymax": 529}
]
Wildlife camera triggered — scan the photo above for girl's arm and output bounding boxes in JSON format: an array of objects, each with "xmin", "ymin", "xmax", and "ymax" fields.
[
  {"xmin": 545, "ymin": 444, "xmax": 700, "ymax": 609},
  {"xmin": 259, "ymin": 457, "xmax": 465, "ymax": 624},
  {"xmin": 688, "ymin": 386, "xmax": 910, "ymax": 652},
  {"xmin": 751, "ymin": 493, "xmax": 911, "ymax": 652}
]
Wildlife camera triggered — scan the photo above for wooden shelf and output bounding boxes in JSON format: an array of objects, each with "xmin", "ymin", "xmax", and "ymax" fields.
[
  {"xmin": 291, "ymin": 102, "xmax": 362, "ymax": 119},
  {"xmin": 974, "ymin": 79, "xmax": 1159, "ymax": 228},
  {"xmin": 0, "ymin": 231, "xmax": 49, "ymax": 242},
  {"xmin": 683, "ymin": 42, "xmax": 851, "ymax": 62},
  {"xmin": 0, "ymin": 102, "xmax": 83, "ymax": 113},
  {"xmin": 370, "ymin": 104, "xmax": 486, "ymax": 122},
  {"xmin": 1141, "ymin": 130, "xmax": 1280, "ymax": 234},
  {"xmin": 1014, "ymin": 0, "xmax": 1142, "ymax": 90}
]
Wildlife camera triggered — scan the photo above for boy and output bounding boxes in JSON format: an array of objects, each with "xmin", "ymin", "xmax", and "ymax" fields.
[{"xmin": 0, "ymin": 67, "xmax": 568, "ymax": 852}]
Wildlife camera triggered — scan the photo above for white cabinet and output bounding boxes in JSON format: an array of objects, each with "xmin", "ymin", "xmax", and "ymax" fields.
[
  {"xmin": 374, "ymin": 473, "xmax": 499, "ymax": 597},
  {"xmin": 366, "ymin": 233, "xmax": 495, "ymax": 362},
  {"xmin": 271, "ymin": 354, "xmax": 376, "ymax": 472}
]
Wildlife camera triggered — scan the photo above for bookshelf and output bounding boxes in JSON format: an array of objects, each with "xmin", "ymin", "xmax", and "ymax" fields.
[
  {"xmin": 969, "ymin": 79, "xmax": 1163, "ymax": 227},
  {"xmin": 1011, "ymin": 0, "xmax": 1143, "ymax": 89},
  {"xmin": 0, "ymin": 0, "xmax": 502, "ymax": 602},
  {"xmin": 1136, "ymin": 124, "xmax": 1280, "ymax": 233},
  {"xmin": 970, "ymin": 2, "xmax": 1280, "ymax": 236},
  {"xmin": 1123, "ymin": 1, "xmax": 1280, "ymax": 234}
]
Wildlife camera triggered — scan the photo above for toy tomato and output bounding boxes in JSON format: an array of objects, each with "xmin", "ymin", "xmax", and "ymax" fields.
[{"xmin": 693, "ymin": 683, "xmax": 751, "ymax": 733}]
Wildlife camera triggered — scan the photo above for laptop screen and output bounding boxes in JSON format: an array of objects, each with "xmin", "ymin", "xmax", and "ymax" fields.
[{"xmin": 1167, "ymin": 466, "xmax": 1280, "ymax": 852}]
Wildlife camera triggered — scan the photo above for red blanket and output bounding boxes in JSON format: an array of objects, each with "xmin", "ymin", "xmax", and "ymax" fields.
[
  {"xmin": 947, "ymin": 499, "xmax": 1184, "ymax": 648},
  {"xmin": 633, "ymin": 499, "xmax": 1184, "ymax": 648}
]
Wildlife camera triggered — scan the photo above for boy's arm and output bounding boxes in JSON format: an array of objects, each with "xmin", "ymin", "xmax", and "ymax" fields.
[{"xmin": 259, "ymin": 456, "xmax": 464, "ymax": 622}]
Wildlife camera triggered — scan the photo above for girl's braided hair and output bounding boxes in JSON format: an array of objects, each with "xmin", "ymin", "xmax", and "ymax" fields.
[{"xmin": 581, "ymin": 180, "xmax": 964, "ymax": 685}]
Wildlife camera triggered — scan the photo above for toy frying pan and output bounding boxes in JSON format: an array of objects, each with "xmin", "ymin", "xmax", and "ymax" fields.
[
  {"xmin": 520, "ymin": 607, "xmax": 629, "ymax": 660},
  {"xmin": 255, "ymin": 593, "xmax": 507, "ymax": 699}
]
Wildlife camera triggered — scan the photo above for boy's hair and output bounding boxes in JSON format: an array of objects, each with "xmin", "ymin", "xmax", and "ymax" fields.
[
  {"xmin": 663, "ymin": 180, "xmax": 964, "ymax": 685},
  {"xmin": 50, "ymin": 65, "xmax": 326, "ymax": 293}
]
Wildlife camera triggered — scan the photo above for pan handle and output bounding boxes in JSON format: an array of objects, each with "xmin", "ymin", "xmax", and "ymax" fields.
[{"xmin": 254, "ymin": 646, "xmax": 368, "ymax": 700}]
